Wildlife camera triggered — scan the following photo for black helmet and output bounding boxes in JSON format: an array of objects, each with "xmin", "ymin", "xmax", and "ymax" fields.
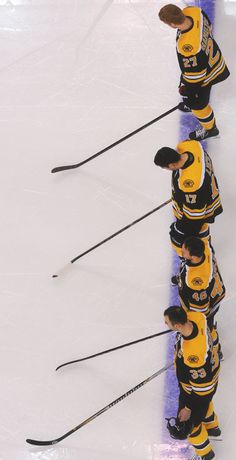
[{"xmin": 166, "ymin": 417, "xmax": 194, "ymax": 440}]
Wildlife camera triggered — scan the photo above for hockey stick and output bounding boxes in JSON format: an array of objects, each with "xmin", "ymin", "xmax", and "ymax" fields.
[
  {"xmin": 26, "ymin": 361, "xmax": 173, "ymax": 446},
  {"xmin": 51, "ymin": 105, "xmax": 179, "ymax": 173},
  {"xmin": 52, "ymin": 198, "xmax": 171, "ymax": 277},
  {"xmin": 56, "ymin": 329, "xmax": 172, "ymax": 371}
]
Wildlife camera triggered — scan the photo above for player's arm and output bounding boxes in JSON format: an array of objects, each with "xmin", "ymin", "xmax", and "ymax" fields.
[
  {"xmin": 180, "ymin": 282, "xmax": 210, "ymax": 316},
  {"xmin": 205, "ymin": 173, "xmax": 222, "ymax": 220},
  {"xmin": 182, "ymin": 189, "xmax": 207, "ymax": 222},
  {"xmin": 210, "ymin": 269, "xmax": 226, "ymax": 306},
  {"xmin": 188, "ymin": 362, "xmax": 219, "ymax": 401},
  {"xmin": 202, "ymin": 10, "xmax": 212, "ymax": 27},
  {"xmin": 172, "ymin": 176, "xmax": 184, "ymax": 219},
  {"xmin": 178, "ymin": 50, "xmax": 208, "ymax": 89},
  {"xmin": 180, "ymin": 358, "xmax": 219, "ymax": 410},
  {"xmin": 172, "ymin": 178, "xmax": 207, "ymax": 224}
]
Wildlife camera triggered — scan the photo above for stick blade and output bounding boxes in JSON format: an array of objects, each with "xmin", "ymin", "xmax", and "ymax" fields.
[
  {"xmin": 51, "ymin": 164, "xmax": 78, "ymax": 173},
  {"xmin": 55, "ymin": 359, "xmax": 79, "ymax": 371},
  {"xmin": 52, "ymin": 262, "xmax": 73, "ymax": 278},
  {"xmin": 51, "ymin": 166, "xmax": 67, "ymax": 173},
  {"xmin": 26, "ymin": 438, "xmax": 57, "ymax": 446}
]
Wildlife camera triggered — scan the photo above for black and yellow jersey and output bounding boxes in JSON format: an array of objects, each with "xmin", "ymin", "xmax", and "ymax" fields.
[
  {"xmin": 176, "ymin": 7, "xmax": 230, "ymax": 88},
  {"xmin": 172, "ymin": 140, "xmax": 223, "ymax": 224},
  {"xmin": 175, "ymin": 311, "xmax": 220, "ymax": 408},
  {"xmin": 178, "ymin": 239, "xmax": 226, "ymax": 317}
]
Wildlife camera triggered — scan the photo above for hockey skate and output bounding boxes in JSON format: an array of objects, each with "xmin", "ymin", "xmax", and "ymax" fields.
[
  {"xmin": 207, "ymin": 426, "xmax": 222, "ymax": 441},
  {"xmin": 189, "ymin": 125, "xmax": 219, "ymax": 141},
  {"xmin": 190, "ymin": 449, "xmax": 216, "ymax": 460}
]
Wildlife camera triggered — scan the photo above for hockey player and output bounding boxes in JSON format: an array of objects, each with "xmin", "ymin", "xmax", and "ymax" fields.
[
  {"xmin": 176, "ymin": 237, "xmax": 225, "ymax": 325},
  {"xmin": 158, "ymin": 4, "xmax": 230, "ymax": 140},
  {"xmin": 174, "ymin": 236, "xmax": 225, "ymax": 359},
  {"xmin": 154, "ymin": 140, "xmax": 223, "ymax": 257},
  {"xmin": 164, "ymin": 306, "xmax": 221, "ymax": 460}
]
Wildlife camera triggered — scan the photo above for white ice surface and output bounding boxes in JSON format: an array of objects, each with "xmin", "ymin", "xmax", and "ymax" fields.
[{"xmin": 0, "ymin": 1, "xmax": 235, "ymax": 459}]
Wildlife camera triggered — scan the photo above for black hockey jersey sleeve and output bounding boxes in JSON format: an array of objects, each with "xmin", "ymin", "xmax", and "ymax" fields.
[
  {"xmin": 175, "ymin": 329, "xmax": 220, "ymax": 410},
  {"xmin": 179, "ymin": 279, "xmax": 211, "ymax": 316},
  {"xmin": 172, "ymin": 152, "xmax": 223, "ymax": 225}
]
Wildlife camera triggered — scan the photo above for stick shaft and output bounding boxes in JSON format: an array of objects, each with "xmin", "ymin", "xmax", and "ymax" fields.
[
  {"xmin": 26, "ymin": 361, "xmax": 173, "ymax": 445},
  {"xmin": 51, "ymin": 105, "xmax": 179, "ymax": 173},
  {"xmin": 71, "ymin": 199, "xmax": 171, "ymax": 264},
  {"xmin": 56, "ymin": 329, "xmax": 171, "ymax": 370}
]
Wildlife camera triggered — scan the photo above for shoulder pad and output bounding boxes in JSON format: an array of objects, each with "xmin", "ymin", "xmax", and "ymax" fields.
[
  {"xmin": 177, "ymin": 7, "xmax": 202, "ymax": 56},
  {"xmin": 177, "ymin": 141, "xmax": 205, "ymax": 192},
  {"xmin": 186, "ymin": 242, "xmax": 213, "ymax": 291}
]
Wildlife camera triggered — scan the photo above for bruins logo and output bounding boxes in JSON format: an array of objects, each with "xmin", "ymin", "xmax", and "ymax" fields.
[
  {"xmin": 187, "ymin": 355, "xmax": 199, "ymax": 364},
  {"xmin": 183, "ymin": 44, "xmax": 193, "ymax": 52},
  {"xmin": 192, "ymin": 277, "xmax": 203, "ymax": 286},
  {"xmin": 183, "ymin": 179, "xmax": 194, "ymax": 188}
]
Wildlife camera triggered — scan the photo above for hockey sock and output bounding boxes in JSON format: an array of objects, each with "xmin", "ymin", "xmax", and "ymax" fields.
[{"xmin": 192, "ymin": 105, "xmax": 216, "ymax": 131}]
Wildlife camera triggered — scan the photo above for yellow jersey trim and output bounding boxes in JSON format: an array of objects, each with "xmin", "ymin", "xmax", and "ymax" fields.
[
  {"xmin": 185, "ymin": 240, "xmax": 213, "ymax": 291},
  {"xmin": 177, "ymin": 7, "xmax": 202, "ymax": 56},
  {"xmin": 177, "ymin": 140, "xmax": 205, "ymax": 193}
]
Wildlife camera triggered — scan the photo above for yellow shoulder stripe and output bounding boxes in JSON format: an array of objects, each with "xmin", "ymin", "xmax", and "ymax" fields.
[
  {"xmin": 186, "ymin": 241, "xmax": 213, "ymax": 291},
  {"xmin": 177, "ymin": 7, "xmax": 202, "ymax": 56},
  {"xmin": 182, "ymin": 313, "xmax": 208, "ymax": 367},
  {"xmin": 176, "ymin": 140, "xmax": 205, "ymax": 193}
]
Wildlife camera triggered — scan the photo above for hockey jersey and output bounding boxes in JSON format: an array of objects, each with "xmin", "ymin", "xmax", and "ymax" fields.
[
  {"xmin": 175, "ymin": 311, "xmax": 220, "ymax": 409},
  {"xmin": 176, "ymin": 7, "xmax": 230, "ymax": 88},
  {"xmin": 172, "ymin": 140, "xmax": 223, "ymax": 224},
  {"xmin": 178, "ymin": 239, "xmax": 226, "ymax": 318}
]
